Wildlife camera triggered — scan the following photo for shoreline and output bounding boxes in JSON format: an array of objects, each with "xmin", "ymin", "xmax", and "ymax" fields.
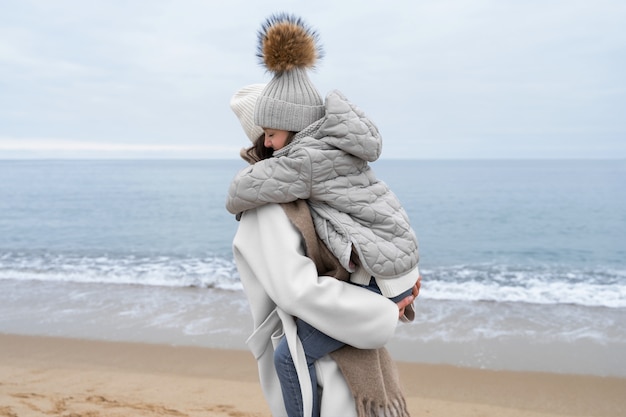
[
  {"xmin": 2, "ymin": 333, "xmax": 625, "ymax": 417},
  {"xmin": 3, "ymin": 278, "xmax": 625, "ymax": 379}
]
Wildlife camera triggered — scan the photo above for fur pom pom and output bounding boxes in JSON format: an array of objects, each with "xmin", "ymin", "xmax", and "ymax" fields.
[{"xmin": 257, "ymin": 13, "xmax": 323, "ymax": 73}]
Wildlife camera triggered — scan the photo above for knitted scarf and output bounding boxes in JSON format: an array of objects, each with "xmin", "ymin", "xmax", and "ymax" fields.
[{"xmin": 281, "ymin": 200, "xmax": 410, "ymax": 417}]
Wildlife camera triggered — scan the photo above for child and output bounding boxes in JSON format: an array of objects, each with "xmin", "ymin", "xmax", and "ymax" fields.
[{"xmin": 227, "ymin": 13, "xmax": 419, "ymax": 417}]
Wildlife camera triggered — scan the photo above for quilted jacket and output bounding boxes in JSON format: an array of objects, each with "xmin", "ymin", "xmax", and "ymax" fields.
[{"xmin": 226, "ymin": 90, "xmax": 419, "ymax": 294}]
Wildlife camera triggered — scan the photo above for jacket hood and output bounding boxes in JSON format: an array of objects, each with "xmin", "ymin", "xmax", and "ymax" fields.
[{"xmin": 314, "ymin": 90, "xmax": 382, "ymax": 162}]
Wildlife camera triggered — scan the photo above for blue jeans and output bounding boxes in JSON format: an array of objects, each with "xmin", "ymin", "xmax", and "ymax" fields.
[{"xmin": 274, "ymin": 278, "xmax": 412, "ymax": 417}]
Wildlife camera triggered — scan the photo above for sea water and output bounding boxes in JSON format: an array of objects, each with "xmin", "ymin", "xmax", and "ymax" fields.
[{"xmin": 1, "ymin": 159, "xmax": 624, "ymax": 376}]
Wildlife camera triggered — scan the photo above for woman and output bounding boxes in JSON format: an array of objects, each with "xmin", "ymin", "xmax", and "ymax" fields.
[
  {"xmin": 229, "ymin": 84, "xmax": 420, "ymax": 417},
  {"xmin": 233, "ymin": 203, "xmax": 419, "ymax": 416}
]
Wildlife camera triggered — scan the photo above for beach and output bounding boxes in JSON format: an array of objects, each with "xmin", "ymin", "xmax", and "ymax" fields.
[
  {"xmin": 1, "ymin": 333, "xmax": 625, "ymax": 417},
  {"xmin": 1, "ymin": 160, "xmax": 625, "ymax": 416}
]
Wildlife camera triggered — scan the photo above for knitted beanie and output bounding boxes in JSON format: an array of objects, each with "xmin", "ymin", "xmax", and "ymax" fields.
[
  {"xmin": 254, "ymin": 13, "xmax": 325, "ymax": 132},
  {"xmin": 230, "ymin": 84, "xmax": 266, "ymax": 143}
]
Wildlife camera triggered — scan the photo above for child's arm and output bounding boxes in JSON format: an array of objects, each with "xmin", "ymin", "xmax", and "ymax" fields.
[{"xmin": 226, "ymin": 149, "xmax": 313, "ymax": 215}]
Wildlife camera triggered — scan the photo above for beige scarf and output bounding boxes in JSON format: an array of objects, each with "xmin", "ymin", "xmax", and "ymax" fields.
[{"xmin": 281, "ymin": 200, "xmax": 410, "ymax": 417}]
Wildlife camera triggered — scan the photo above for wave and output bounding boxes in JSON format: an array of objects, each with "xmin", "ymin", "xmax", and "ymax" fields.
[
  {"xmin": 1, "ymin": 253, "xmax": 625, "ymax": 308},
  {"xmin": 421, "ymin": 264, "xmax": 626, "ymax": 308},
  {"xmin": 0, "ymin": 252, "xmax": 242, "ymax": 291}
]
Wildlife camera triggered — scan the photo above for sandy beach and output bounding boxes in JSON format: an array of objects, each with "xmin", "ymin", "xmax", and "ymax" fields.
[{"xmin": 1, "ymin": 333, "xmax": 624, "ymax": 417}]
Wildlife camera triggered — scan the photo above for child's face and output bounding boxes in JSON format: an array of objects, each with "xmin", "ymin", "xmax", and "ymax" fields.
[{"xmin": 263, "ymin": 128, "xmax": 290, "ymax": 151}]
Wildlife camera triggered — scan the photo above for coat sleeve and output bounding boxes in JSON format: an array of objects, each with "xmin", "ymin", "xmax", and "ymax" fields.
[
  {"xmin": 232, "ymin": 203, "xmax": 399, "ymax": 349},
  {"xmin": 225, "ymin": 150, "xmax": 314, "ymax": 215}
]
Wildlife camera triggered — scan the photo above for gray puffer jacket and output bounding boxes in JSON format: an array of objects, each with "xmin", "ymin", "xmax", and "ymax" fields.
[{"xmin": 226, "ymin": 90, "xmax": 419, "ymax": 287}]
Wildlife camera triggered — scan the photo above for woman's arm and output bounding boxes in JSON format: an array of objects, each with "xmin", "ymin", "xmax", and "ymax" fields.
[{"xmin": 233, "ymin": 203, "xmax": 399, "ymax": 349}]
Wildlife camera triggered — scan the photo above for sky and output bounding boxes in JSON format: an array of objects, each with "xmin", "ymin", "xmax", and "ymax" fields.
[{"xmin": 0, "ymin": 0, "xmax": 624, "ymax": 159}]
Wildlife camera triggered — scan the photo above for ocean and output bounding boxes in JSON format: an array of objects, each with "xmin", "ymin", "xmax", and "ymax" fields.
[{"xmin": 1, "ymin": 159, "xmax": 625, "ymax": 377}]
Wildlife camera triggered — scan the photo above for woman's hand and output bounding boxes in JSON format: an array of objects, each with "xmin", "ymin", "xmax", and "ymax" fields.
[{"xmin": 396, "ymin": 276, "xmax": 421, "ymax": 318}]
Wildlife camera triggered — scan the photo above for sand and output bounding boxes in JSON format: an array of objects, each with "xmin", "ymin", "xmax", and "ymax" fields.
[{"xmin": 1, "ymin": 333, "xmax": 624, "ymax": 417}]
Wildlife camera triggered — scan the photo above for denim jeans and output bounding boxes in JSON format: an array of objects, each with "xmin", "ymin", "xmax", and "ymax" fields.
[{"xmin": 273, "ymin": 278, "xmax": 413, "ymax": 417}]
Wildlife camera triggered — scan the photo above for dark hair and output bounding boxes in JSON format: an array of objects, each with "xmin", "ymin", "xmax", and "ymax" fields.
[
  {"xmin": 285, "ymin": 131, "xmax": 297, "ymax": 146},
  {"xmin": 253, "ymin": 131, "xmax": 297, "ymax": 161},
  {"xmin": 253, "ymin": 134, "xmax": 274, "ymax": 160}
]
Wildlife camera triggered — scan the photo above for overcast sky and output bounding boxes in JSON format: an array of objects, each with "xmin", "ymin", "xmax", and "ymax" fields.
[{"xmin": 1, "ymin": 0, "xmax": 624, "ymax": 159}]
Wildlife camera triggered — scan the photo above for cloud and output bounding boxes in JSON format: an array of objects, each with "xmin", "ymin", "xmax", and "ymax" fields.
[
  {"xmin": 0, "ymin": 0, "xmax": 625, "ymax": 159},
  {"xmin": 0, "ymin": 136, "xmax": 240, "ymax": 159},
  {"xmin": 0, "ymin": 137, "xmax": 234, "ymax": 152}
]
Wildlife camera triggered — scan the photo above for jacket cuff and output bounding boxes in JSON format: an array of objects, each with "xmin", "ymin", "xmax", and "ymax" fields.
[
  {"xmin": 349, "ymin": 265, "xmax": 371, "ymax": 286},
  {"xmin": 375, "ymin": 266, "xmax": 420, "ymax": 299}
]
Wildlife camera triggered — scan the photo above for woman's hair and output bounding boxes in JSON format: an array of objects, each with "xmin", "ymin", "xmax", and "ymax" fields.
[
  {"xmin": 253, "ymin": 134, "xmax": 274, "ymax": 160},
  {"xmin": 253, "ymin": 131, "xmax": 297, "ymax": 161}
]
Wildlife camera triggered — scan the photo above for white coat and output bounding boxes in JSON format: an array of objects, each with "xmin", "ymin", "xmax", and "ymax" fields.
[{"xmin": 233, "ymin": 203, "xmax": 400, "ymax": 416}]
